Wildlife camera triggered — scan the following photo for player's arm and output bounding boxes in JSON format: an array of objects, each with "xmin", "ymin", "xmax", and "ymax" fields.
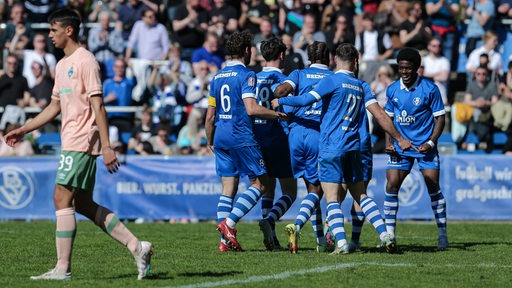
[
  {"xmin": 3, "ymin": 98, "xmax": 61, "ymax": 147},
  {"xmin": 273, "ymin": 82, "xmax": 294, "ymax": 98},
  {"xmin": 205, "ymin": 96, "xmax": 216, "ymax": 152},
  {"xmin": 90, "ymin": 95, "xmax": 120, "ymax": 174},
  {"xmin": 418, "ymin": 113, "xmax": 445, "ymax": 154},
  {"xmin": 244, "ymin": 97, "xmax": 286, "ymax": 120},
  {"xmin": 272, "ymin": 91, "xmax": 319, "ymax": 109},
  {"xmin": 367, "ymin": 102, "xmax": 414, "ymax": 152}
]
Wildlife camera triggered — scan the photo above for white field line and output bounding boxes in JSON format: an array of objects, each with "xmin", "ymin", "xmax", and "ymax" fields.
[{"xmin": 165, "ymin": 262, "xmax": 512, "ymax": 288}]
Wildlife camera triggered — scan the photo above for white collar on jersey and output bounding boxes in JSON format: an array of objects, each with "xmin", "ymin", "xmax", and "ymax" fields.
[
  {"xmin": 335, "ymin": 69, "xmax": 355, "ymax": 77},
  {"xmin": 400, "ymin": 74, "xmax": 420, "ymax": 91},
  {"xmin": 262, "ymin": 66, "xmax": 282, "ymax": 72},
  {"xmin": 309, "ymin": 63, "xmax": 329, "ymax": 70},
  {"xmin": 226, "ymin": 60, "xmax": 246, "ymax": 67}
]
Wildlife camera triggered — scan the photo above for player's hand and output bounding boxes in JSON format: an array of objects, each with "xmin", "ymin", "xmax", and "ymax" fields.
[
  {"xmin": 271, "ymin": 98, "xmax": 280, "ymax": 109},
  {"xmin": 397, "ymin": 139, "xmax": 419, "ymax": 152},
  {"xmin": 3, "ymin": 127, "xmax": 26, "ymax": 147},
  {"xmin": 276, "ymin": 111, "xmax": 288, "ymax": 121},
  {"xmin": 418, "ymin": 143, "xmax": 433, "ymax": 154},
  {"xmin": 385, "ymin": 144, "xmax": 396, "ymax": 154},
  {"xmin": 102, "ymin": 147, "xmax": 120, "ymax": 174}
]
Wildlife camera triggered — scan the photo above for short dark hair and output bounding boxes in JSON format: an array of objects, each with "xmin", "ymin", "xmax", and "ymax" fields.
[
  {"xmin": 48, "ymin": 7, "xmax": 82, "ymax": 42},
  {"xmin": 260, "ymin": 36, "xmax": 286, "ymax": 61},
  {"xmin": 225, "ymin": 30, "xmax": 253, "ymax": 58},
  {"xmin": 397, "ymin": 47, "xmax": 422, "ymax": 68},
  {"xmin": 307, "ymin": 41, "xmax": 330, "ymax": 65},
  {"xmin": 335, "ymin": 43, "xmax": 358, "ymax": 63}
]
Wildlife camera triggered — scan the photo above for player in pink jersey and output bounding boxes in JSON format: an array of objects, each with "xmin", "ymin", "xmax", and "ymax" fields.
[{"xmin": 3, "ymin": 7, "xmax": 153, "ymax": 281}]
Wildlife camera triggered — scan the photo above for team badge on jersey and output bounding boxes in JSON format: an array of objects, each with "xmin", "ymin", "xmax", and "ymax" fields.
[
  {"xmin": 248, "ymin": 77, "xmax": 255, "ymax": 87},
  {"xmin": 413, "ymin": 97, "xmax": 421, "ymax": 106},
  {"xmin": 67, "ymin": 66, "xmax": 74, "ymax": 78}
]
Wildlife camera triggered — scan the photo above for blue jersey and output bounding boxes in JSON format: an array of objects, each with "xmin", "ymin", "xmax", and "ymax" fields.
[
  {"xmin": 254, "ymin": 67, "xmax": 289, "ymax": 146},
  {"xmin": 385, "ymin": 76, "xmax": 445, "ymax": 157},
  {"xmin": 279, "ymin": 70, "xmax": 364, "ymax": 152},
  {"xmin": 283, "ymin": 64, "xmax": 333, "ymax": 129},
  {"xmin": 360, "ymin": 80, "xmax": 378, "ymax": 152},
  {"xmin": 209, "ymin": 61, "xmax": 258, "ymax": 149}
]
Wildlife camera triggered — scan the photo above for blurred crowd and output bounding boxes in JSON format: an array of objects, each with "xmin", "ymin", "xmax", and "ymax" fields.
[{"xmin": 0, "ymin": 0, "xmax": 512, "ymax": 157}]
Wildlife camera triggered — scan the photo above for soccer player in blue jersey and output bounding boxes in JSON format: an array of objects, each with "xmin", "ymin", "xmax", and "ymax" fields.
[
  {"xmin": 384, "ymin": 47, "xmax": 448, "ymax": 250},
  {"xmin": 254, "ymin": 37, "xmax": 297, "ymax": 251},
  {"xmin": 272, "ymin": 43, "xmax": 413, "ymax": 254},
  {"xmin": 273, "ymin": 41, "xmax": 333, "ymax": 253},
  {"xmin": 205, "ymin": 30, "xmax": 286, "ymax": 252}
]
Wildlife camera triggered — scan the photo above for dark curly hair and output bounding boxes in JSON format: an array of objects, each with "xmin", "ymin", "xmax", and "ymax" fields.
[
  {"xmin": 225, "ymin": 30, "xmax": 253, "ymax": 58},
  {"xmin": 307, "ymin": 41, "xmax": 330, "ymax": 65},
  {"xmin": 260, "ymin": 36, "xmax": 286, "ymax": 62}
]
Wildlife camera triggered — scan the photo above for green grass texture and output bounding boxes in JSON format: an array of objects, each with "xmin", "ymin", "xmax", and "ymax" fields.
[{"xmin": 1, "ymin": 221, "xmax": 511, "ymax": 288}]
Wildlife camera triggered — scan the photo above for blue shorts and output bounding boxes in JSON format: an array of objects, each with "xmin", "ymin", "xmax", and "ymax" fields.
[
  {"xmin": 361, "ymin": 149, "xmax": 373, "ymax": 182},
  {"xmin": 260, "ymin": 141, "xmax": 293, "ymax": 179},
  {"xmin": 288, "ymin": 126, "xmax": 320, "ymax": 185},
  {"xmin": 319, "ymin": 150, "xmax": 363, "ymax": 184},
  {"xmin": 214, "ymin": 146, "xmax": 267, "ymax": 179},
  {"xmin": 386, "ymin": 150, "xmax": 440, "ymax": 171}
]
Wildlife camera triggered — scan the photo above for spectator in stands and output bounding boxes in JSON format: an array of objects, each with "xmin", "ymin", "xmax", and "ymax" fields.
[
  {"xmin": 186, "ymin": 60, "xmax": 211, "ymax": 112},
  {"xmin": 292, "ymin": 13, "xmax": 326, "ymax": 52},
  {"xmin": 399, "ymin": 1, "xmax": 432, "ymax": 52},
  {"xmin": 166, "ymin": 0, "xmax": 185, "ymax": 25},
  {"xmin": 466, "ymin": 31, "xmax": 503, "ymax": 77},
  {"xmin": 209, "ymin": 0, "xmax": 239, "ymax": 35},
  {"xmin": 125, "ymin": 8, "xmax": 170, "ymax": 62},
  {"xmin": 375, "ymin": 0, "xmax": 408, "ymax": 34},
  {"xmin": 320, "ymin": 0, "xmax": 355, "ymax": 32},
  {"xmin": 277, "ymin": 0, "xmax": 303, "ymax": 36},
  {"xmin": 462, "ymin": 65, "xmax": 499, "ymax": 151},
  {"xmin": 148, "ymin": 125, "xmax": 175, "ymax": 155},
  {"xmin": 247, "ymin": 44, "xmax": 263, "ymax": 73},
  {"xmin": 23, "ymin": 0, "xmax": 59, "ymax": 23},
  {"xmin": 176, "ymin": 108, "xmax": 205, "ymax": 154},
  {"xmin": 465, "ymin": 0, "xmax": 495, "ymax": 57},
  {"xmin": 355, "ymin": 12, "xmax": 394, "ymax": 84},
  {"xmin": 172, "ymin": 0, "xmax": 209, "ymax": 61},
  {"xmin": 88, "ymin": 0, "xmax": 120, "ymax": 22},
  {"xmin": 370, "ymin": 64, "xmax": 394, "ymax": 153},
  {"xmin": 117, "ymin": 0, "xmax": 154, "ymax": 41},
  {"xmin": 324, "ymin": 13, "xmax": 355, "ymax": 57},
  {"xmin": 191, "ymin": 32, "xmax": 225, "ymax": 74},
  {"xmin": 147, "ymin": 63, "xmax": 186, "ymax": 130},
  {"xmin": 127, "ymin": 105, "xmax": 156, "ymax": 154},
  {"xmin": 28, "ymin": 61, "xmax": 53, "ymax": 110},
  {"xmin": 0, "ymin": 54, "xmax": 30, "ymax": 117},
  {"xmin": 11, "ymin": 33, "xmax": 56, "ymax": 89},
  {"xmin": 281, "ymin": 32, "xmax": 306, "ymax": 75},
  {"xmin": 423, "ymin": 37, "xmax": 450, "ymax": 106},
  {"xmin": 0, "ymin": 123, "xmax": 34, "ymax": 156},
  {"xmin": 426, "ymin": 0, "xmax": 460, "ymax": 69},
  {"xmin": 165, "ymin": 43, "xmax": 194, "ymax": 86},
  {"xmin": 496, "ymin": 0, "xmax": 512, "ymax": 19},
  {"xmin": 103, "ymin": 58, "xmax": 136, "ymax": 133},
  {"xmin": 254, "ymin": 17, "xmax": 274, "ymax": 54},
  {"xmin": 88, "ymin": 11, "xmax": 124, "ymax": 78},
  {"xmin": 1, "ymin": 4, "xmax": 33, "ymax": 59},
  {"xmin": 239, "ymin": 0, "xmax": 271, "ymax": 35}
]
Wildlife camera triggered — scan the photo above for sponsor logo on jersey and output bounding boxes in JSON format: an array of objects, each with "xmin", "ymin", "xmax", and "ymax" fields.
[
  {"xmin": 248, "ymin": 77, "xmax": 255, "ymax": 87},
  {"xmin": 0, "ymin": 167, "xmax": 35, "ymax": 210},
  {"xmin": 396, "ymin": 110, "xmax": 416, "ymax": 125}
]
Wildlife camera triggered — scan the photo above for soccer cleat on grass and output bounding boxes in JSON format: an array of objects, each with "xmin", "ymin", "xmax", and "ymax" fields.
[
  {"xmin": 383, "ymin": 235, "xmax": 397, "ymax": 254},
  {"xmin": 135, "ymin": 241, "xmax": 154, "ymax": 280},
  {"xmin": 316, "ymin": 243, "xmax": 334, "ymax": 253},
  {"xmin": 438, "ymin": 235, "xmax": 449, "ymax": 250},
  {"xmin": 217, "ymin": 219, "xmax": 242, "ymax": 251},
  {"xmin": 218, "ymin": 241, "xmax": 231, "ymax": 252},
  {"xmin": 30, "ymin": 268, "xmax": 71, "ymax": 280},
  {"xmin": 284, "ymin": 224, "xmax": 298, "ymax": 254},
  {"xmin": 348, "ymin": 241, "xmax": 362, "ymax": 252},
  {"xmin": 259, "ymin": 219, "xmax": 275, "ymax": 251},
  {"xmin": 330, "ymin": 243, "xmax": 350, "ymax": 255},
  {"xmin": 273, "ymin": 236, "xmax": 284, "ymax": 250}
]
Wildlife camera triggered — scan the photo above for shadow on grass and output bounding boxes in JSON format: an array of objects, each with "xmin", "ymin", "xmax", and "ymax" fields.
[
  {"xmin": 105, "ymin": 272, "xmax": 174, "ymax": 280},
  {"xmin": 179, "ymin": 271, "xmax": 243, "ymax": 278},
  {"xmin": 359, "ymin": 241, "xmax": 512, "ymax": 254}
]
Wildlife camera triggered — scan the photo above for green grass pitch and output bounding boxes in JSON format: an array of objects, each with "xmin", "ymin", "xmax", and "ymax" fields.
[{"xmin": 1, "ymin": 221, "xmax": 511, "ymax": 288}]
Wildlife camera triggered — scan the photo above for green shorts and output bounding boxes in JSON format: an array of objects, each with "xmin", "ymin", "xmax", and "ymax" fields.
[{"xmin": 55, "ymin": 151, "xmax": 97, "ymax": 191}]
